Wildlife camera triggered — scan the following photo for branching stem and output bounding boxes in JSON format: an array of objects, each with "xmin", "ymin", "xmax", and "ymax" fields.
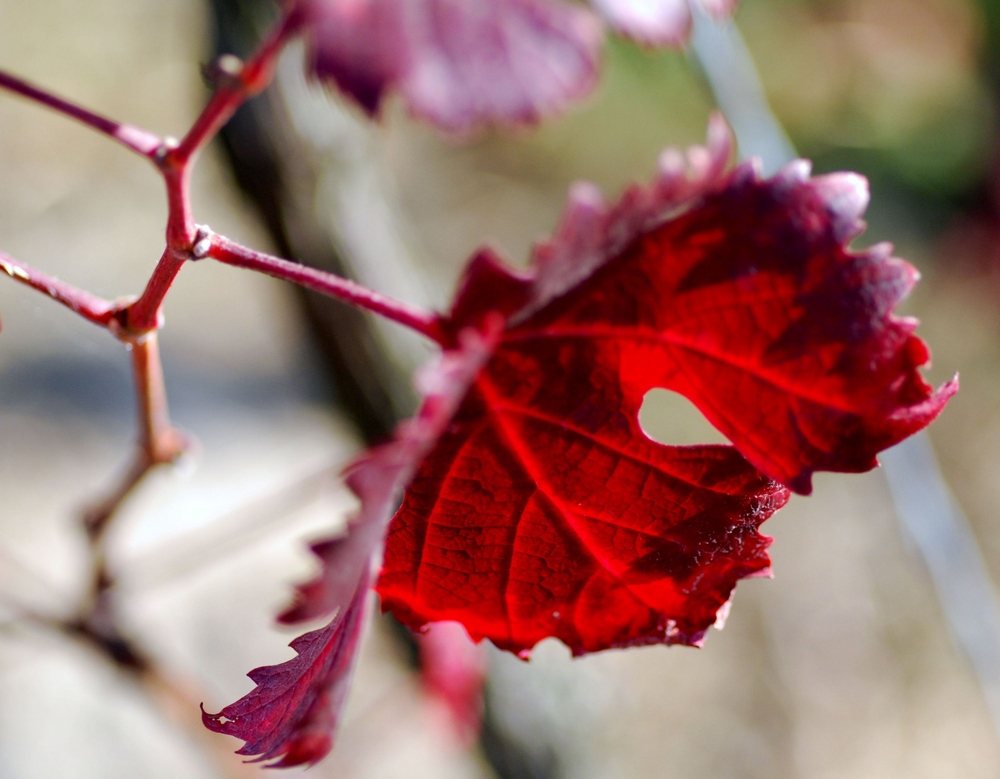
[
  {"xmin": 206, "ymin": 234, "xmax": 447, "ymax": 343},
  {"xmin": 171, "ymin": 10, "xmax": 302, "ymax": 168},
  {"xmin": 0, "ymin": 6, "xmax": 445, "ymax": 711},
  {"xmin": 128, "ymin": 8, "xmax": 302, "ymax": 333},
  {"xmin": 127, "ymin": 248, "xmax": 184, "ymax": 334}
]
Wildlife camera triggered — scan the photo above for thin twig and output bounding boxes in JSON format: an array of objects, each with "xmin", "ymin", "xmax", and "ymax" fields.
[
  {"xmin": 0, "ymin": 70, "xmax": 163, "ymax": 159},
  {"xmin": 0, "ymin": 250, "xmax": 119, "ymax": 328},
  {"xmin": 207, "ymin": 233, "xmax": 446, "ymax": 342},
  {"xmin": 130, "ymin": 335, "xmax": 187, "ymax": 463},
  {"xmin": 82, "ymin": 335, "xmax": 186, "ymax": 538},
  {"xmin": 173, "ymin": 9, "xmax": 302, "ymax": 167},
  {"xmin": 126, "ymin": 248, "xmax": 187, "ymax": 338}
]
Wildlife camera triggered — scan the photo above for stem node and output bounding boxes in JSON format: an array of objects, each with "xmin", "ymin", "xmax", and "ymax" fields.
[{"xmin": 191, "ymin": 226, "xmax": 214, "ymax": 259}]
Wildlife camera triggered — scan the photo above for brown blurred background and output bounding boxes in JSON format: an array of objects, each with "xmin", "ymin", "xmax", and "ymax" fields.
[{"xmin": 3, "ymin": 0, "xmax": 1000, "ymax": 777}]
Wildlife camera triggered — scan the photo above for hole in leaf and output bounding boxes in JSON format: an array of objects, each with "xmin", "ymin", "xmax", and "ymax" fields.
[{"xmin": 639, "ymin": 389, "xmax": 731, "ymax": 447}]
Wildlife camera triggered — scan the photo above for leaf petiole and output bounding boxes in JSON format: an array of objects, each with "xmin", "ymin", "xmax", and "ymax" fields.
[{"xmin": 205, "ymin": 233, "xmax": 447, "ymax": 344}]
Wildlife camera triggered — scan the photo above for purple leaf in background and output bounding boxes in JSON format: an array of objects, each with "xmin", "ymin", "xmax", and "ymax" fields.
[
  {"xmin": 295, "ymin": 0, "xmax": 742, "ymax": 130},
  {"xmin": 298, "ymin": 0, "xmax": 602, "ymax": 132},
  {"xmin": 299, "ymin": 0, "xmax": 404, "ymax": 116}
]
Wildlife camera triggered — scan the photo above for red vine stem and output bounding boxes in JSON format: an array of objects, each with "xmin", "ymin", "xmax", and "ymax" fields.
[
  {"xmin": 128, "ymin": 9, "xmax": 302, "ymax": 333},
  {"xmin": 0, "ymin": 70, "xmax": 163, "ymax": 159},
  {"xmin": 172, "ymin": 10, "xmax": 302, "ymax": 167},
  {"xmin": 0, "ymin": 250, "xmax": 119, "ymax": 327},
  {"xmin": 82, "ymin": 334, "xmax": 187, "ymax": 664},
  {"xmin": 127, "ymin": 247, "xmax": 182, "ymax": 333},
  {"xmin": 131, "ymin": 334, "xmax": 186, "ymax": 463},
  {"xmin": 85, "ymin": 335, "xmax": 187, "ymax": 535},
  {"xmin": 0, "ymin": 8, "xmax": 311, "ymax": 695},
  {"xmin": 205, "ymin": 233, "xmax": 447, "ymax": 343}
]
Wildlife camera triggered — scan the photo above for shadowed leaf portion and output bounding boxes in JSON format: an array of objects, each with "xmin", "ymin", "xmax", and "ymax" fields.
[
  {"xmin": 201, "ymin": 583, "xmax": 367, "ymax": 768},
  {"xmin": 377, "ymin": 116, "xmax": 954, "ymax": 656}
]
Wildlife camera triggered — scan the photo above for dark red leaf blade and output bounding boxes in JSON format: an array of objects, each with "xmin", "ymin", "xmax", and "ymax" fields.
[
  {"xmin": 466, "ymin": 116, "xmax": 955, "ymax": 494},
  {"xmin": 203, "ymin": 324, "xmax": 499, "ymax": 766},
  {"xmin": 377, "ymin": 116, "xmax": 954, "ymax": 657},
  {"xmin": 280, "ymin": 322, "xmax": 501, "ymax": 625},
  {"xmin": 201, "ymin": 581, "xmax": 368, "ymax": 768},
  {"xmin": 381, "ymin": 426, "xmax": 788, "ymax": 655},
  {"xmin": 300, "ymin": 0, "xmax": 602, "ymax": 133}
]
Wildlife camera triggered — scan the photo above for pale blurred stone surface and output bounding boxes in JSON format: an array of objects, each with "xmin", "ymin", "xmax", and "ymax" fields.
[{"xmin": 2, "ymin": 1, "xmax": 1000, "ymax": 778}]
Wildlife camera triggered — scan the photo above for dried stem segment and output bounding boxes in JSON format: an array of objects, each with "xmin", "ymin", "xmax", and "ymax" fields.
[{"xmin": 74, "ymin": 335, "xmax": 187, "ymax": 677}]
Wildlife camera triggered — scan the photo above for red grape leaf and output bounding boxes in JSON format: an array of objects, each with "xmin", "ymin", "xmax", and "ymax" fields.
[
  {"xmin": 376, "ymin": 116, "xmax": 955, "ymax": 656},
  {"xmin": 279, "ymin": 323, "xmax": 500, "ymax": 625},
  {"xmin": 203, "ymin": 324, "xmax": 499, "ymax": 766},
  {"xmin": 298, "ymin": 0, "xmax": 602, "ymax": 132}
]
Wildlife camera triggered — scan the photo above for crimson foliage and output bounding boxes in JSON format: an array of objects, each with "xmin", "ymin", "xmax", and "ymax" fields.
[{"xmin": 207, "ymin": 119, "xmax": 954, "ymax": 765}]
